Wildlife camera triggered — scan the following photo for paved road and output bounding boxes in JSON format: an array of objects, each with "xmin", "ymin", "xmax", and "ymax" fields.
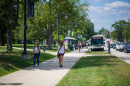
[
  {"xmin": 105, "ymin": 39, "xmax": 130, "ymax": 64},
  {"xmin": 0, "ymin": 49, "xmax": 88, "ymax": 86}
]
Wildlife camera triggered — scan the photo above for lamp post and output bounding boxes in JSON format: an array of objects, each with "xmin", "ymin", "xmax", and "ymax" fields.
[{"xmin": 21, "ymin": 0, "xmax": 29, "ymax": 59}]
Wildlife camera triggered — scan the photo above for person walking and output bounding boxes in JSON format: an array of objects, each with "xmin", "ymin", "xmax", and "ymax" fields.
[
  {"xmin": 33, "ymin": 42, "xmax": 40, "ymax": 68},
  {"xmin": 57, "ymin": 40, "xmax": 65, "ymax": 67},
  {"xmin": 77, "ymin": 42, "xmax": 81, "ymax": 53},
  {"xmin": 43, "ymin": 39, "xmax": 47, "ymax": 52},
  {"xmin": 86, "ymin": 42, "xmax": 88, "ymax": 49}
]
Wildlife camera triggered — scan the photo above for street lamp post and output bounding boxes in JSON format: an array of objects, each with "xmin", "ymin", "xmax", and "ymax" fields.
[{"xmin": 21, "ymin": 0, "xmax": 29, "ymax": 59}]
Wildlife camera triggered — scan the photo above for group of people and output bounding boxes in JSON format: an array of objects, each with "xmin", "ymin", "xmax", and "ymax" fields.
[
  {"xmin": 32, "ymin": 40, "xmax": 88, "ymax": 68},
  {"xmin": 76, "ymin": 42, "xmax": 88, "ymax": 53},
  {"xmin": 32, "ymin": 40, "xmax": 65, "ymax": 68}
]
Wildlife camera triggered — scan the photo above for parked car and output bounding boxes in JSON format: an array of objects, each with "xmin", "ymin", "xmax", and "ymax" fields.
[
  {"xmin": 124, "ymin": 44, "xmax": 130, "ymax": 53},
  {"xmin": 119, "ymin": 42, "xmax": 128, "ymax": 51},
  {"xmin": 116, "ymin": 43, "xmax": 120, "ymax": 51},
  {"xmin": 107, "ymin": 44, "xmax": 114, "ymax": 48},
  {"xmin": 113, "ymin": 44, "xmax": 116, "ymax": 49}
]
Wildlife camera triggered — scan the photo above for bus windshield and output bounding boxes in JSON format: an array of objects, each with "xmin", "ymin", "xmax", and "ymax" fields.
[{"xmin": 91, "ymin": 37, "xmax": 103, "ymax": 46}]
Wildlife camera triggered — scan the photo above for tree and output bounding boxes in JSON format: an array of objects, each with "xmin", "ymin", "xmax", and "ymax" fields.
[
  {"xmin": 123, "ymin": 22, "xmax": 130, "ymax": 42},
  {"xmin": 14, "ymin": 0, "xmax": 90, "ymax": 48},
  {"xmin": 112, "ymin": 20, "xmax": 127, "ymax": 41},
  {"xmin": 0, "ymin": 0, "xmax": 17, "ymax": 51},
  {"xmin": 111, "ymin": 30, "xmax": 117, "ymax": 40}
]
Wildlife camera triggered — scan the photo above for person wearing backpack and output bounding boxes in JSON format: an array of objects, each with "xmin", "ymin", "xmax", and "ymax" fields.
[
  {"xmin": 57, "ymin": 40, "xmax": 65, "ymax": 67},
  {"xmin": 33, "ymin": 42, "xmax": 40, "ymax": 68}
]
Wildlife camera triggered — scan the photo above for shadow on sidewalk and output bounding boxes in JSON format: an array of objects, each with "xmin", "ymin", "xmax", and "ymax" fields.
[{"xmin": 0, "ymin": 83, "xmax": 23, "ymax": 85}]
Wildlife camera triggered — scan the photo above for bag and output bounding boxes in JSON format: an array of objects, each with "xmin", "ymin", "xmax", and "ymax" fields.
[{"xmin": 57, "ymin": 47, "xmax": 61, "ymax": 58}]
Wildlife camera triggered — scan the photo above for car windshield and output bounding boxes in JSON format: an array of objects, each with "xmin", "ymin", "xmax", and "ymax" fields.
[
  {"xmin": 110, "ymin": 44, "xmax": 113, "ymax": 46},
  {"xmin": 126, "ymin": 44, "xmax": 130, "ymax": 47},
  {"xmin": 113, "ymin": 44, "xmax": 116, "ymax": 46},
  {"xmin": 121, "ymin": 43, "xmax": 128, "ymax": 45},
  {"xmin": 116, "ymin": 43, "xmax": 120, "ymax": 45}
]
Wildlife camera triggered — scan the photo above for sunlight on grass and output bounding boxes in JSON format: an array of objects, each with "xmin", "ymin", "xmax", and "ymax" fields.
[
  {"xmin": 86, "ymin": 51, "xmax": 110, "ymax": 55},
  {"xmin": 0, "ymin": 51, "xmax": 56, "ymax": 77},
  {"xmin": 57, "ymin": 56, "xmax": 130, "ymax": 86}
]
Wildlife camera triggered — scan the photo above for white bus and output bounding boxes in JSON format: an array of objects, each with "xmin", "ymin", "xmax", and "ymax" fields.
[{"xmin": 91, "ymin": 35, "xmax": 104, "ymax": 51}]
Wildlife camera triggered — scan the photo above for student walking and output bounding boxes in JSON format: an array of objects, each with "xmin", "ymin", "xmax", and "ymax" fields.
[
  {"xmin": 57, "ymin": 40, "xmax": 65, "ymax": 67},
  {"xmin": 43, "ymin": 39, "xmax": 47, "ymax": 52},
  {"xmin": 77, "ymin": 42, "xmax": 81, "ymax": 53},
  {"xmin": 33, "ymin": 42, "xmax": 40, "ymax": 68},
  {"xmin": 86, "ymin": 42, "xmax": 88, "ymax": 49}
]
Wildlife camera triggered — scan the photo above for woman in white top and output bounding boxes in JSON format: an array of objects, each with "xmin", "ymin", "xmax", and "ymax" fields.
[
  {"xmin": 57, "ymin": 40, "xmax": 65, "ymax": 67},
  {"xmin": 33, "ymin": 42, "xmax": 40, "ymax": 68}
]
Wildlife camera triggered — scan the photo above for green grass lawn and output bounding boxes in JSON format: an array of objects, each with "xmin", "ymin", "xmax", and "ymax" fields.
[
  {"xmin": 1, "ymin": 44, "xmax": 73, "ymax": 53},
  {"xmin": 57, "ymin": 56, "xmax": 130, "ymax": 86},
  {"xmin": 86, "ymin": 51, "xmax": 110, "ymax": 55},
  {"xmin": 0, "ymin": 46, "xmax": 23, "ymax": 52},
  {"xmin": 0, "ymin": 51, "xmax": 56, "ymax": 77}
]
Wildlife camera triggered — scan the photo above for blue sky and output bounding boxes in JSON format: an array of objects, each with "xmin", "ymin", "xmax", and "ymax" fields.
[{"xmin": 82, "ymin": 0, "xmax": 130, "ymax": 32}]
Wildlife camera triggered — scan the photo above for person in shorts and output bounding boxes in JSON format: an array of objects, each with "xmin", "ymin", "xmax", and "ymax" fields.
[
  {"xmin": 77, "ymin": 42, "xmax": 81, "ymax": 53},
  {"xmin": 57, "ymin": 40, "xmax": 65, "ymax": 67}
]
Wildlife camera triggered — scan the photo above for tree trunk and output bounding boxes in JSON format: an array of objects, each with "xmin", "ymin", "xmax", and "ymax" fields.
[
  {"xmin": 7, "ymin": 23, "xmax": 13, "ymax": 51},
  {"xmin": 7, "ymin": 1, "xmax": 13, "ymax": 51},
  {"xmin": 0, "ymin": 31, "xmax": 2, "ymax": 46}
]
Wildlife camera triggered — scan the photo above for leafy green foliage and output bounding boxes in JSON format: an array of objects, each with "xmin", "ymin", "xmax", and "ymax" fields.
[
  {"xmin": 112, "ymin": 20, "xmax": 127, "ymax": 42},
  {"xmin": 123, "ymin": 22, "xmax": 130, "ymax": 42}
]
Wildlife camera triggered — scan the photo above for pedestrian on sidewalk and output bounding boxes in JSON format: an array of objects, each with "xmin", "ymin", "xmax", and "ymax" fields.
[
  {"xmin": 86, "ymin": 42, "xmax": 88, "ymax": 49},
  {"xmin": 57, "ymin": 40, "xmax": 65, "ymax": 67},
  {"xmin": 33, "ymin": 42, "xmax": 40, "ymax": 68},
  {"xmin": 43, "ymin": 39, "xmax": 47, "ymax": 52},
  {"xmin": 77, "ymin": 42, "xmax": 81, "ymax": 53}
]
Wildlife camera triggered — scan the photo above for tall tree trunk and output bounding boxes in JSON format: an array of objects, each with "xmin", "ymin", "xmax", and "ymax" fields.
[
  {"xmin": 7, "ymin": 1, "xmax": 13, "ymax": 51},
  {"xmin": 0, "ymin": 31, "xmax": 2, "ymax": 46},
  {"xmin": 7, "ymin": 22, "xmax": 13, "ymax": 51}
]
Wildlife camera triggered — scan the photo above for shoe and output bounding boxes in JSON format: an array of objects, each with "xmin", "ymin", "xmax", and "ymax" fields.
[
  {"xmin": 33, "ymin": 65, "xmax": 35, "ymax": 68},
  {"xmin": 37, "ymin": 65, "xmax": 39, "ymax": 67},
  {"xmin": 60, "ymin": 65, "xmax": 62, "ymax": 67}
]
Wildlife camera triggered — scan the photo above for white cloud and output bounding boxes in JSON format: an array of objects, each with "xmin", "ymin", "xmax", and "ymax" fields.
[
  {"xmin": 87, "ymin": 1, "xmax": 130, "ymax": 32},
  {"xmin": 105, "ymin": 1, "xmax": 130, "ymax": 8}
]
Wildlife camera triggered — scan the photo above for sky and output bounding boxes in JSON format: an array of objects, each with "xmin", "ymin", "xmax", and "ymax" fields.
[{"xmin": 82, "ymin": 0, "xmax": 130, "ymax": 32}]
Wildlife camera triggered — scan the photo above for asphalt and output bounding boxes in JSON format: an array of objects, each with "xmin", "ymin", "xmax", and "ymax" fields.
[{"xmin": 0, "ymin": 48, "xmax": 88, "ymax": 86}]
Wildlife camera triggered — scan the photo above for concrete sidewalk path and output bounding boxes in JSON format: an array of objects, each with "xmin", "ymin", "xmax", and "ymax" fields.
[{"xmin": 0, "ymin": 49, "xmax": 88, "ymax": 86}]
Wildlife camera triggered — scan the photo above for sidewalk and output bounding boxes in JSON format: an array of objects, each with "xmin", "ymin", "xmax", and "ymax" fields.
[{"xmin": 0, "ymin": 49, "xmax": 88, "ymax": 86}]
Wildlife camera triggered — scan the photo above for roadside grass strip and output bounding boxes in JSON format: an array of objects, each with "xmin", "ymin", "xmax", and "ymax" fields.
[
  {"xmin": 0, "ymin": 51, "xmax": 56, "ymax": 77},
  {"xmin": 86, "ymin": 51, "xmax": 110, "ymax": 56},
  {"xmin": 57, "ymin": 56, "xmax": 130, "ymax": 86}
]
